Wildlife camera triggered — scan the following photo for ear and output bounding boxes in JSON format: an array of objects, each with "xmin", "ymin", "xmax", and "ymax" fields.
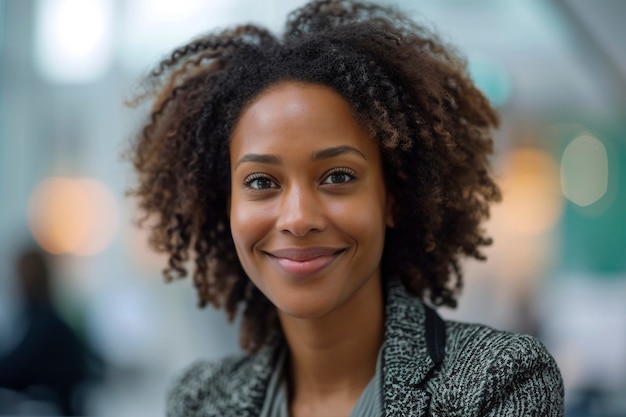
[{"xmin": 385, "ymin": 193, "xmax": 395, "ymax": 228}]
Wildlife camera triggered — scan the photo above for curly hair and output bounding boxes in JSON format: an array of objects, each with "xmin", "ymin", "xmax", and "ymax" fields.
[{"xmin": 126, "ymin": 0, "xmax": 501, "ymax": 352}]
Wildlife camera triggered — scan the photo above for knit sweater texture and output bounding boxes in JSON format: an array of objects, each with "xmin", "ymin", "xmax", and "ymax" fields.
[{"xmin": 167, "ymin": 279, "xmax": 564, "ymax": 416}]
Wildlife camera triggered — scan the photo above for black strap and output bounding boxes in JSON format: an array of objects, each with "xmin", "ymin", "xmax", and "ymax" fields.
[{"xmin": 424, "ymin": 304, "xmax": 446, "ymax": 365}]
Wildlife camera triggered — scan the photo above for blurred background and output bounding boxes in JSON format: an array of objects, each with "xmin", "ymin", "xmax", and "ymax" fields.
[{"xmin": 0, "ymin": 0, "xmax": 624, "ymax": 415}]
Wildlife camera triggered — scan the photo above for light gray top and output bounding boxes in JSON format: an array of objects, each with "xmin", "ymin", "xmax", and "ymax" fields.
[{"xmin": 260, "ymin": 346, "xmax": 383, "ymax": 417}]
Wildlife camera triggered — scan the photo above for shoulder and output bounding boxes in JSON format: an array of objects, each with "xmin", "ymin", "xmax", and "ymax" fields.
[
  {"xmin": 430, "ymin": 320, "xmax": 564, "ymax": 416},
  {"xmin": 444, "ymin": 320, "xmax": 554, "ymax": 365},
  {"xmin": 166, "ymin": 332, "xmax": 283, "ymax": 417},
  {"xmin": 167, "ymin": 354, "xmax": 243, "ymax": 415},
  {"xmin": 166, "ymin": 354, "xmax": 256, "ymax": 417}
]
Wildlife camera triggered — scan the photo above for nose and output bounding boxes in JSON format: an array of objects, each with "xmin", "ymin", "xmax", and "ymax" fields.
[{"xmin": 276, "ymin": 185, "xmax": 326, "ymax": 236}]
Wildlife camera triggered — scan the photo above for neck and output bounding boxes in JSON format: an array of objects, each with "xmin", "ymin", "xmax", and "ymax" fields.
[{"xmin": 278, "ymin": 274, "xmax": 384, "ymax": 406}]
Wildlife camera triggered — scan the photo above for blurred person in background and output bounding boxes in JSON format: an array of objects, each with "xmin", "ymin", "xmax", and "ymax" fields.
[
  {"xmin": 127, "ymin": 0, "xmax": 564, "ymax": 416},
  {"xmin": 0, "ymin": 247, "xmax": 92, "ymax": 416}
]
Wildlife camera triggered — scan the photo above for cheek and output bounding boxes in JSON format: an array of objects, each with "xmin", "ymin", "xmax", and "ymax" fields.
[
  {"xmin": 229, "ymin": 202, "xmax": 253, "ymax": 248},
  {"xmin": 327, "ymin": 192, "xmax": 388, "ymax": 243},
  {"xmin": 229, "ymin": 194, "xmax": 252, "ymax": 251},
  {"xmin": 229, "ymin": 201, "xmax": 259, "ymax": 282},
  {"xmin": 229, "ymin": 198, "xmax": 273, "ymax": 250}
]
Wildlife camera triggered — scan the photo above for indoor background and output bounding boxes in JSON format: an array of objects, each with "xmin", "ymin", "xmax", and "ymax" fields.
[{"xmin": 0, "ymin": 0, "xmax": 624, "ymax": 415}]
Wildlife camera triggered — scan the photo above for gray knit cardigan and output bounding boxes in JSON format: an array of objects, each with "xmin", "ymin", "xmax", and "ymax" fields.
[{"xmin": 168, "ymin": 279, "xmax": 564, "ymax": 416}]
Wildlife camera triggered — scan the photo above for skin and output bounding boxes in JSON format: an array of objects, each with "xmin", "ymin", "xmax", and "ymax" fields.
[{"xmin": 229, "ymin": 82, "xmax": 394, "ymax": 416}]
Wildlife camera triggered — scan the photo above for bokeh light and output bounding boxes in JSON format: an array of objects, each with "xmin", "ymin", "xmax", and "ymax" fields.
[
  {"xmin": 27, "ymin": 177, "xmax": 118, "ymax": 256},
  {"xmin": 560, "ymin": 133, "xmax": 609, "ymax": 207},
  {"xmin": 496, "ymin": 147, "xmax": 564, "ymax": 237}
]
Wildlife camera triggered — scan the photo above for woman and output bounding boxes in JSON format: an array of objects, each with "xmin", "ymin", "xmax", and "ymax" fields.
[{"xmin": 127, "ymin": 1, "xmax": 564, "ymax": 415}]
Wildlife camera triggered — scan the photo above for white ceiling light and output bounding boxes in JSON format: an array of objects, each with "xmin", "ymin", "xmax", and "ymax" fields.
[{"xmin": 34, "ymin": 0, "xmax": 113, "ymax": 83}]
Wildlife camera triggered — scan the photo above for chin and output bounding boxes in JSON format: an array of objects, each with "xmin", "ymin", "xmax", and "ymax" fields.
[{"xmin": 274, "ymin": 297, "xmax": 337, "ymax": 321}]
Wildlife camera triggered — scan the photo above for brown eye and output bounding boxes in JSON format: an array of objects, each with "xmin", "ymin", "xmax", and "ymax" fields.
[
  {"xmin": 250, "ymin": 178, "xmax": 274, "ymax": 189},
  {"xmin": 330, "ymin": 173, "xmax": 348, "ymax": 183}
]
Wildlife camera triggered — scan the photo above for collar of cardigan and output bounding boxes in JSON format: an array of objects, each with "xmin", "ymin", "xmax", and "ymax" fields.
[{"xmin": 225, "ymin": 277, "xmax": 437, "ymax": 417}]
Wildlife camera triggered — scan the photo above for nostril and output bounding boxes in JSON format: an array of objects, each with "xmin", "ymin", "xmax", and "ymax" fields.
[{"xmin": 275, "ymin": 187, "xmax": 327, "ymax": 236}]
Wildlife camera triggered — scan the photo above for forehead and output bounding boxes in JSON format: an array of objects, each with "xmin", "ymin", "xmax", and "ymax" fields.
[{"xmin": 230, "ymin": 82, "xmax": 376, "ymax": 157}]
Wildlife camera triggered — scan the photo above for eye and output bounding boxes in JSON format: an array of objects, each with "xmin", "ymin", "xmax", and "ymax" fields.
[
  {"xmin": 322, "ymin": 168, "xmax": 357, "ymax": 185},
  {"xmin": 244, "ymin": 173, "xmax": 278, "ymax": 190}
]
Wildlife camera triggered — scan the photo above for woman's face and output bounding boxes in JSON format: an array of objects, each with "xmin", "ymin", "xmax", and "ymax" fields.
[{"xmin": 229, "ymin": 82, "xmax": 394, "ymax": 320}]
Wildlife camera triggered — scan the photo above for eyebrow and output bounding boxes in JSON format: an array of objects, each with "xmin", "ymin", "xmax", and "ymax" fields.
[
  {"xmin": 235, "ymin": 145, "xmax": 367, "ymax": 168},
  {"xmin": 235, "ymin": 154, "xmax": 282, "ymax": 168},
  {"xmin": 311, "ymin": 145, "xmax": 367, "ymax": 161}
]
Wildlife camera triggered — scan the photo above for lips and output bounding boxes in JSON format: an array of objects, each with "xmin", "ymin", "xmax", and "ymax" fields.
[{"xmin": 265, "ymin": 247, "xmax": 346, "ymax": 276}]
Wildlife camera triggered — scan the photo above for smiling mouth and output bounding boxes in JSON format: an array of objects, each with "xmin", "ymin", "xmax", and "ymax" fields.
[{"xmin": 265, "ymin": 247, "xmax": 346, "ymax": 276}]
